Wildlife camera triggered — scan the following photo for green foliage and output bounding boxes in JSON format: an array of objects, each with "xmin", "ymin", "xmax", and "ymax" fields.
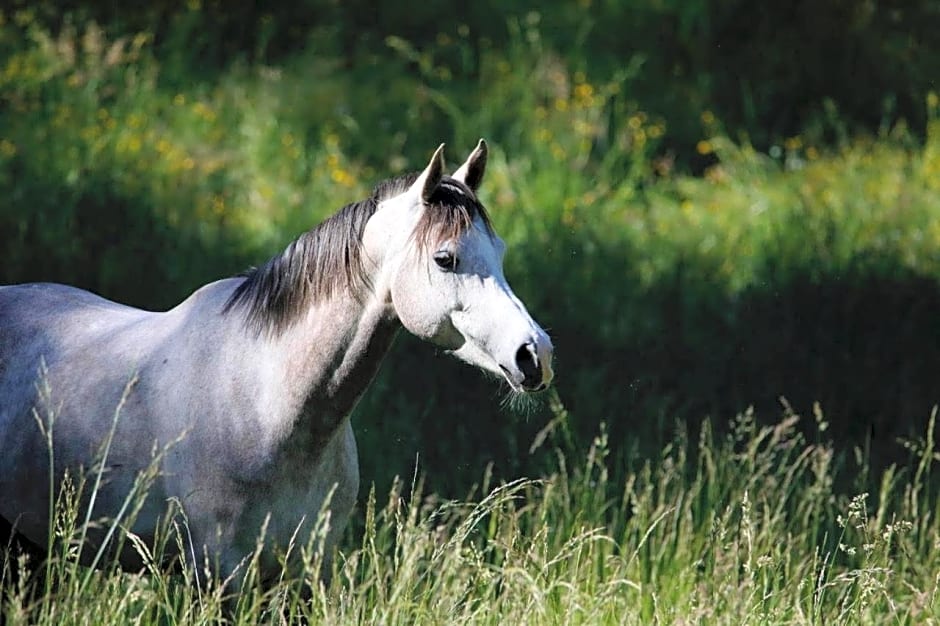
[
  {"xmin": 9, "ymin": 0, "xmax": 939, "ymax": 158},
  {"xmin": 4, "ymin": 4, "xmax": 940, "ymax": 493},
  {"xmin": 3, "ymin": 6, "xmax": 940, "ymax": 620}
]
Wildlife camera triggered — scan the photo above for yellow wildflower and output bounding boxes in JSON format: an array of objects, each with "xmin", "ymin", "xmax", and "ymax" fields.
[
  {"xmin": 573, "ymin": 83, "xmax": 594, "ymax": 106},
  {"xmin": 331, "ymin": 168, "xmax": 354, "ymax": 186},
  {"xmin": 784, "ymin": 136, "xmax": 802, "ymax": 151},
  {"xmin": 0, "ymin": 139, "xmax": 17, "ymax": 157},
  {"xmin": 193, "ymin": 101, "xmax": 217, "ymax": 122}
]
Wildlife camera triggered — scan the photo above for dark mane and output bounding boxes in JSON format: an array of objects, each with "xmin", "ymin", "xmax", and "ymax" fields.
[{"xmin": 224, "ymin": 173, "xmax": 491, "ymax": 336}]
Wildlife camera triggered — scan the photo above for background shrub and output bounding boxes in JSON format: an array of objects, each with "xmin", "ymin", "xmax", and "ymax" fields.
[{"xmin": 2, "ymin": 1, "xmax": 940, "ymax": 499}]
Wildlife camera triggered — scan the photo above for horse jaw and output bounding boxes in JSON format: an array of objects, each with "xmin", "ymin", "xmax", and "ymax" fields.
[{"xmin": 447, "ymin": 277, "xmax": 554, "ymax": 392}]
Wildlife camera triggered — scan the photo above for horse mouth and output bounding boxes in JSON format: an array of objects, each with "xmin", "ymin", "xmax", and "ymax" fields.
[
  {"xmin": 499, "ymin": 364, "xmax": 547, "ymax": 393},
  {"xmin": 499, "ymin": 364, "xmax": 523, "ymax": 392}
]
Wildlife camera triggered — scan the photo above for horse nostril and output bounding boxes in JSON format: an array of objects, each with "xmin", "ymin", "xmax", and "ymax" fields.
[{"xmin": 515, "ymin": 342, "xmax": 541, "ymax": 389}]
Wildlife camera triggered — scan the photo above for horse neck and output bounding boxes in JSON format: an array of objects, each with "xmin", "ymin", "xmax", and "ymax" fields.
[{"xmin": 272, "ymin": 287, "xmax": 399, "ymax": 446}]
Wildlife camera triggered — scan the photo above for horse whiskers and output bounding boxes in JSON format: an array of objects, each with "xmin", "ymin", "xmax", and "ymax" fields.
[{"xmin": 499, "ymin": 386, "xmax": 542, "ymax": 416}]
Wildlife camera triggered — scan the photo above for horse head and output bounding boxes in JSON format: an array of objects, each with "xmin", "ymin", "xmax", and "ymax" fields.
[{"xmin": 364, "ymin": 141, "xmax": 554, "ymax": 392}]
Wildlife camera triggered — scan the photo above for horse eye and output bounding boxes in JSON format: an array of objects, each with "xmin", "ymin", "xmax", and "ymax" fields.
[{"xmin": 433, "ymin": 250, "xmax": 459, "ymax": 271}]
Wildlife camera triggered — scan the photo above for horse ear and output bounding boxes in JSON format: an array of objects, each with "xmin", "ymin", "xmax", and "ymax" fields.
[
  {"xmin": 452, "ymin": 138, "xmax": 487, "ymax": 192},
  {"xmin": 409, "ymin": 143, "xmax": 445, "ymax": 203}
]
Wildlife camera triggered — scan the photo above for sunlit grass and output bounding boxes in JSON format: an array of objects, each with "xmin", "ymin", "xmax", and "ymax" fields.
[{"xmin": 3, "ymin": 391, "xmax": 939, "ymax": 624}]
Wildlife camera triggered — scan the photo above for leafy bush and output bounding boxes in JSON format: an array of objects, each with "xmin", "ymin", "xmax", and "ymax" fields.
[{"xmin": 3, "ymin": 4, "xmax": 940, "ymax": 500}]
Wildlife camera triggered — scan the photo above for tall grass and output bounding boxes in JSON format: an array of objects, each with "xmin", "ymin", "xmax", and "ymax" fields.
[{"xmin": 4, "ymin": 391, "xmax": 939, "ymax": 624}]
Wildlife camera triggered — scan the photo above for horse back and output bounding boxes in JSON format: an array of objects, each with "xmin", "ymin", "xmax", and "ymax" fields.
[
  {"xmin": 0, "ymin": 278, "xmax": 249, "ymax": 473},
  {"xmin": 0, "ymin": 282, "xmax": 149, "ymax": 382}
]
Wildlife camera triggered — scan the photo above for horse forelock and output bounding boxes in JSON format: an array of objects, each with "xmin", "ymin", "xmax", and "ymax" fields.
[
  {"xmin": 414, "ymin": 176, "xmax": 492, "ymax": 252},
  {"xmin": 224, "ymin": 172, "xmax": 491, "ymax": 336}
]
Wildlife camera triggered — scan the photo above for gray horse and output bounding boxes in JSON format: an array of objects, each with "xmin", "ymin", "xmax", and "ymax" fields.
[{"xmin": 0, "ymin": 141, "xmax": 553, "ymax": 586}]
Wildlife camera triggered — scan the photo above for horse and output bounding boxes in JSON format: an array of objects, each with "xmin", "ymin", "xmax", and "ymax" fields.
[{"xmin": 0, "ymin": 140, "xmax": 553, "ymax": 588}]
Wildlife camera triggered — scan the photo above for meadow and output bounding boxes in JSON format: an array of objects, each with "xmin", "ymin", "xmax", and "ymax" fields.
[
  {"xmin": 3, "ymin": 2, "xmax": 940, "ymax": 622},
  {"xmin": 4, "ymin": 398, "xmax": 939, "ymax": 624}
]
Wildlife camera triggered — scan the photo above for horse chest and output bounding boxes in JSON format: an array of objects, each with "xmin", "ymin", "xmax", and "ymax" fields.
[{"xmin": 221, "ymin": 418, "xmax": 360, "ymax": 570}]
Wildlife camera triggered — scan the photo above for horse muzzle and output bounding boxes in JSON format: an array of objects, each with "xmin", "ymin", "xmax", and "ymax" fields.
[{"xmin": 504, "ymin": 333, "xmax": 554, "ymax": 392}]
